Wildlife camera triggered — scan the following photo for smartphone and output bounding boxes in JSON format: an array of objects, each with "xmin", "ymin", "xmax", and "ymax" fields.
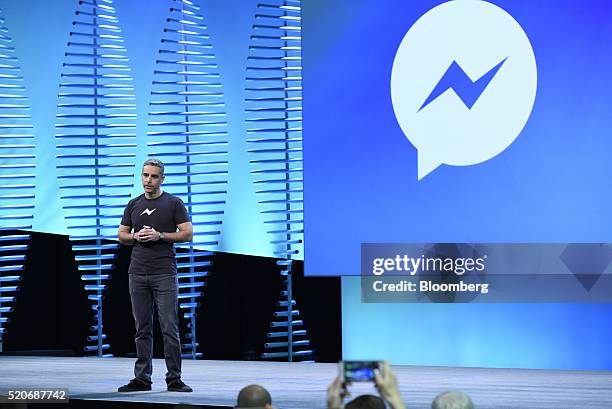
[{"xmin": 340, "ymin": 360, "xmax": 380, "ymax": 382}]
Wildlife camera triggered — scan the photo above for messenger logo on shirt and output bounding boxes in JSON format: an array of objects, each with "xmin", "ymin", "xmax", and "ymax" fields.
[{"xmin": 140, "ymin": 208, "xmax": 157, "ymax": 216}]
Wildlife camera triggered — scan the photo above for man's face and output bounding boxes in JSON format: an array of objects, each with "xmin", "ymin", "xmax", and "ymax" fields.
[{"xmin": 142, "ymin": 165, "xmax": 164, "ymax": 195}]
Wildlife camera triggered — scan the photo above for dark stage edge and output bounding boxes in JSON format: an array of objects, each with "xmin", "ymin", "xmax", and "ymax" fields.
[{"xmin": 0, "ymin": 356, "xmax": 611, "ymax": 409}]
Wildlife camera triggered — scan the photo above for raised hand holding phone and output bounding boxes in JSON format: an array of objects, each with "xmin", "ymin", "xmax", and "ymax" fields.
[
  {"xmin": 327, "ymin": 375, "xmax": 349, "ymax": 409},
  {"xmin": 374, "ymin": 361, "xmax": 406, "ymax": 409}
]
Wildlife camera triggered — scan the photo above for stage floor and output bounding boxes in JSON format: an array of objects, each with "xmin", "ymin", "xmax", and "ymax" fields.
[{"xmin": 0, "ymin": 356, "xmax": 610, "ymax": 409}]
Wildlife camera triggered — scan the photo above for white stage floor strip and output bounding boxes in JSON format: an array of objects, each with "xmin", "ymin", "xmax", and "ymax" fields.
[{"xmin": 0, "ymin": 356, "xmax": 610, "ymax": 409}]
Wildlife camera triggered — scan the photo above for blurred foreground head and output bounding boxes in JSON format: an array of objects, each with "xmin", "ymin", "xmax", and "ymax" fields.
[
  {"xmin": 236, "ymin": 384, "xmax": 273, "ymax": 409},
  {"xmin": 346, "ymin": 394, "xmax": 386, "ymax": 409},
  {"xmin": 432, "ymin": 391, "xmax": 474, "ymax": 409}
]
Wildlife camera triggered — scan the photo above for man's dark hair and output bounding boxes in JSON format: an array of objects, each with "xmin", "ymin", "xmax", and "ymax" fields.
[
  {"xmin": 236, "ymin": 384, "xmax": 272, "ymax": 408},
  {"xmin": 143, "ymin": 158, "xmax": 164, "ymax": 175},
  {"xmin": 346, "ymin": 394, "xmax": 386, "ymax": 409}
]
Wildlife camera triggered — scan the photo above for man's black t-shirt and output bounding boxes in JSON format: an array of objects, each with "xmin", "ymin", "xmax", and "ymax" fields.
[{"xmin": 120, "ymin": 192, "xmax": 190, "ymax": 275}]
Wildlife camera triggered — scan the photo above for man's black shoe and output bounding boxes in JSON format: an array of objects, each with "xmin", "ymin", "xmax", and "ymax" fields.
[
  {"xmin": 118, "ymin": 378, "xmax": 152, "ymax": 392},
  {"xmin": 167, "ymin": 379, "xmax": 193, "ymax": 392}
]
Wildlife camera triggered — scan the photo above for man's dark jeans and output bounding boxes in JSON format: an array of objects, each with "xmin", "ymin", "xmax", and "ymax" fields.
[{"xmin": 128, "ymin": 273, "xmax": 181, "ymax": 384}]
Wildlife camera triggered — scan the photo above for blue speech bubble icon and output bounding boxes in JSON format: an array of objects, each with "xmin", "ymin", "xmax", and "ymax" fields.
[{"xmin": 391, "ymin": 0, "xmax": 537, "ymax": 180}]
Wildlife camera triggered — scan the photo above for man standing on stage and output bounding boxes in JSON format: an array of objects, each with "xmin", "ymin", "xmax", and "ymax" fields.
[{"xmin": 117, "ymin": 158, "xmax": 193, "ymax": 393}]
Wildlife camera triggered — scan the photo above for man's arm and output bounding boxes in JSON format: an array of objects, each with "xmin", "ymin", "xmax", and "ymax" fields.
[
  {"xmin": 163, "ymin": 221, "xmax": 193, "ymax": 243},
  {"xmin": 139, "ymin": 221, "xmax": 193, "ymax": 243},
  {"xmin": 118, "ymin": 224, "xmax": 135, "ymax": 244}
]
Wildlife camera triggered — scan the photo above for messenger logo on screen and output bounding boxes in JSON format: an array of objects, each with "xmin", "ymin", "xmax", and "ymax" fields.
[{"xmin": 391, "ymin": 0, "xmax": 537, "ymax": 180}]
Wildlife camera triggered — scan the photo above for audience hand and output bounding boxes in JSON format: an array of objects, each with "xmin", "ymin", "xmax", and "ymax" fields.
[
  {"xmin": 374, "ymin": 361, "xmax": 406, "ymax": 409},
  {"xmin": 327, "ymin": 375, "xmax": 349, "ymax": 409}
]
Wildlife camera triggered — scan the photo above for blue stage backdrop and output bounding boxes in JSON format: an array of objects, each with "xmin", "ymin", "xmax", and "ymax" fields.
[
  {"xmin": 303, "ymin": 0, "xmax": 612, "ymax": 369},
  {"xmin": 0, "ymin": 0, "xmax": 303, "ymax": 259}
]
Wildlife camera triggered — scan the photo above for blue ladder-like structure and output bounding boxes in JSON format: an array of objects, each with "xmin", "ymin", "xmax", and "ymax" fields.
[
  {"xmin": 147, "ymin": 0, "xmax": 229, "ymax": 359},
  {"xmin": 55, "ymin": 0, "xmax": 136, "ymax": 357},
  {"xmin": 246, "ymin": 0, "xmax": 311, "ymax": 362},
  {"xmin": 0, "ymin": 9, "xmax": 35, "ymax": 353}
]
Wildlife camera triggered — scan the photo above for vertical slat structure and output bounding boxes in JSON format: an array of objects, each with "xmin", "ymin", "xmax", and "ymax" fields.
[
  {"xmin": 245, "ymin": 0, "xmax": 312, "ymax": 362},
  {"xmin": 0, "ymin": 9, "xmax": 35, "ymax": 353},
  {"xmin": 55, "ymin": 0, "xmax": 136, "ymax": 357},
  {"xmin": 147, "ymin": 0, "xmax": 229, "ymax": 359}
]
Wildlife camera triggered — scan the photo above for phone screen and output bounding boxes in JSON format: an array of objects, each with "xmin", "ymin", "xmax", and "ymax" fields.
[{"xmin": 343, "ymin": 361, "xmax": 379, "ymax": 382}]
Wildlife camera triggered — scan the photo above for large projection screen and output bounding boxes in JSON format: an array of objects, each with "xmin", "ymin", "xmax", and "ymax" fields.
[{"xmin": 303, "ymin": 0, "xmax": 612, "ymax": 369}]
